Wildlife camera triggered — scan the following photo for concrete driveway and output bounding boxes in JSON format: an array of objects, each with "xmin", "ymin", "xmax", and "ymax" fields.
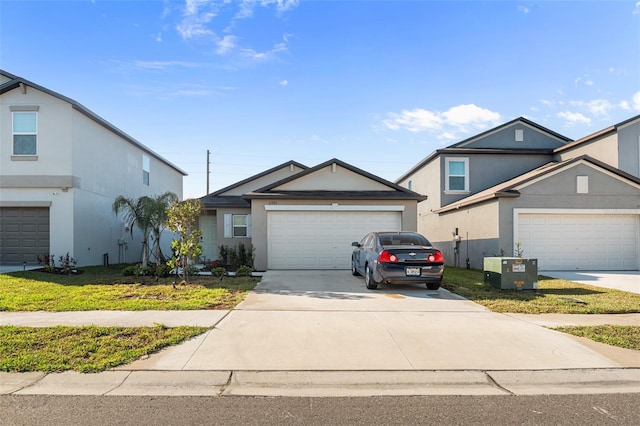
[
  {"xmin": 124, "ymin": 270, "xmax": 627, "ymax": 372},
  {"xmin": 540, "ymin": 270, "xmax": 640, "ymax": 294}
]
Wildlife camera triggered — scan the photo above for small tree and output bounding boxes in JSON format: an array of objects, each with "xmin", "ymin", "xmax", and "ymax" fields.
[{"xmin": 165, "ymin": 198, "xmax": 202, "ymax": 284}]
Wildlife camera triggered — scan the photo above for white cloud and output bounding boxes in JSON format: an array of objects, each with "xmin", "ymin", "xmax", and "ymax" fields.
[
  {"xmin": 569, "ymin": 99, "xmax": 613, "ymax": 116},
  {"xmin": 633, "ymin": 1, "xmax": 640, "ymax": 15},
  {"xmin": 633, "ymin": 91, "xmax": 640, "ymax": 111},
  {"xmin": 557, "ymin": 111, "xmax": 591, "ymax": 126},
  {"xmin": 518, "ymin": 5, "xmax": 530, "ymax": 14},
  {"xmin": 216, "ymin": 35, "xmax": 237, "ymax": 54},
  {"xmin": 442, "ymin": 104, "xmax": 501, "ymax": 127},
  {"xmin": 383, "ymin": 108, "xmax": 442, "ymax": 133},
  {"xmin": 279, "ymin": 79, "xmax": 288, "ymax": 86},
  {"xmin": 383, "ymin": 104, "xmax": 501, "ymax": 137},
  {"xmin": 175, "ymin": 0, "xmax": 297, "ymax": 63}
]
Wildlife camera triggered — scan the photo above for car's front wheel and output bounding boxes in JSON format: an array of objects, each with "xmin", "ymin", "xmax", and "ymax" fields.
[
  {"xmin": 365, "ymin": 264, "xmax": 378, "ymax": 290},
  {"xmin": 351, "ymin": 258, "xmax": 360, "ymax": 276}
]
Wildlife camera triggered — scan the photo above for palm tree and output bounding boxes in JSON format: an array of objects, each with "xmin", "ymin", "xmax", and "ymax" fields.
[
  {"xmin": 113, "ymin": 195, "xmax": 153, "ymax": 268},
  {"xmin": 148, "ymin": 191, "xmax": 179, "ymax": 263},
  {"xmin": 112, "ymin": 192, "xmax": 177, "ymax": 268}
]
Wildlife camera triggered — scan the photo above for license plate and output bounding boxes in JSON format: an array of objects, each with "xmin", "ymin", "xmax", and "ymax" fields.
[{"xmin": 405, "ymin": 267, "xmax": 421, "ymax": 276}]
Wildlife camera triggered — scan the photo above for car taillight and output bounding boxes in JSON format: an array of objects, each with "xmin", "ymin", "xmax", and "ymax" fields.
[
  {"xmin": 427, "ymin": 251, "xmax": 444, "ymax": 263},
  {"xmin": 378, "ymin": 250, "xmax": 398, "ymax": 263}
]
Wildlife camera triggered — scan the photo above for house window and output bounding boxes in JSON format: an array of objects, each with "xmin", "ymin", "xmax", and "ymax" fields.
[
  {"xmin": 445, "ymin": 158, "xmax": 469, "ymax": 192},
  {"xmin": 224, "ymin": 214, "xmax": 252, "ymax": 238},
  {"xmin": 13, "ymin": 111, "xmax": 37, "ymax": 155},
  {"xmin": 142, "ymin": 155, "xmax": 150, "ymax": 186}
]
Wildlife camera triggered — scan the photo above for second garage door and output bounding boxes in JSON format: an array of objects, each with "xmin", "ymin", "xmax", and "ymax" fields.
[
  {"xmin": 517, "ymin": 213, "xmax": 639, "ymax": 271},
  {"xmin": 268, "ymin": 210, "xmax": 402, "ymax": 269}
]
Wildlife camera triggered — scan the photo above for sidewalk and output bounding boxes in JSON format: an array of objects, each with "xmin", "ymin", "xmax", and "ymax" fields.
[{"xmin": 1, "ymin": 310, "xmax": 639, "ymax": 397}]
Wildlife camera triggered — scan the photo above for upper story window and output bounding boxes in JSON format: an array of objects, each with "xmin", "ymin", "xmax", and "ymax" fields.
[
  {"xmin": 445, "ymin": 157, "xmax": 469, "ymax": 192},
  {"xmin": 142, "ymin": 155, "xmax": 150, "ymax": 186},
  {"xmin": 12, "ymin": 111, "xmax": 38, "ymax": 155}
]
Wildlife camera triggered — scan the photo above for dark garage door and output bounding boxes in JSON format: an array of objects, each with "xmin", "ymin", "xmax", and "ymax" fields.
[{"xmin": 0, "ymin": 207, "xmax": 50, "ymax": 265}]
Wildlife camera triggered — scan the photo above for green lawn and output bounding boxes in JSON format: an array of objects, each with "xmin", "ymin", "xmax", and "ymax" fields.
[
  {"xmin": 442, "ymin": 267, "xmax": 640, "ymax": 314},
  {"xmin": 0, "ymin": 264, "xmax": 258, "ymax": 311}
]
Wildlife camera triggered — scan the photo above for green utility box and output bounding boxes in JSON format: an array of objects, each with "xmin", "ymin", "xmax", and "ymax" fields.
[{"xmin": 483, "ymin": 257, "xmax": 538, "ymax": 290}]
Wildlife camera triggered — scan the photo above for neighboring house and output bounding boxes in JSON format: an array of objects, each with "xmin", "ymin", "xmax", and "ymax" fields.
[
  {"xmin": 200, "ymin": 158, "xmax": 426, "ymax": 271},
  {"xmin": 396, "ymin": 116, "xmax": 640, "ymax": 271},
  {"xmin": 0, "ymin": 70, "xmax": 186, "ymax": 267}
]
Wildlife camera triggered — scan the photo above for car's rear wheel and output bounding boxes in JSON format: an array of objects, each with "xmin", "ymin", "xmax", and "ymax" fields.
[
  {"xmin": 426, "ymin": 281, "xmax": 441, "ymax": 290},
  {"xmin": 351, "ymin": 258, "xmax": 360, "ymax": 276},
  {"xmin": 365, "ymin": 264, "xmax": 378, "ymax": 290}
]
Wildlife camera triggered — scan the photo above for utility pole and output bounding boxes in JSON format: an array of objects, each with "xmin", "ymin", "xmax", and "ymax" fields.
[{"xmin": 206, "ymin": 149, "xmax": 211, "ymax": 194}]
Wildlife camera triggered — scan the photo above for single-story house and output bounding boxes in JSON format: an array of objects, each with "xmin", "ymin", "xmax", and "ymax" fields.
[{"xmin": 200, "ymin": 158, "xmax": 426, "ymax": 271}]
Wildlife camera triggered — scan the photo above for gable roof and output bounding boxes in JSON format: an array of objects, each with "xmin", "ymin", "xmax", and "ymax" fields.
[
  {"xmin": 200, "ymin": 160, "xmax": 308, "ymax": 208},
  {"xmin": 0, "ymin": 69, "xmax": 187, "ymax": 176},
  {"xmin": 246, "ymin": 158, "xmax": 427, "ymax": 201},
  {"xmin": 395, "ymin": 117, "xmax": 572, "ymax": 183},
  {"xmin": 434, "ymin": 155, "xmax": 640, "ymax": 214},
  {"xmin": 449, "ymin": 117, "xmax": 572, "ymax": 148},
  {"xmin": 554, "ymin": 114, "xmax": 640, "ymax": 154}
]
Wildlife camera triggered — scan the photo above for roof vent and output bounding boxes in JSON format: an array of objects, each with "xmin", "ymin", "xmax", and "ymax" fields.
[{"xmin": 515, "ymin": 129, "xmax": 524, "ymax": 142}]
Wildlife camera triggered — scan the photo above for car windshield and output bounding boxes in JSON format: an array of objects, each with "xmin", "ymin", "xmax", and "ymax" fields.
[{"xmin": 378, "ymin": 233, "xmax": 430, "ymax": 246}]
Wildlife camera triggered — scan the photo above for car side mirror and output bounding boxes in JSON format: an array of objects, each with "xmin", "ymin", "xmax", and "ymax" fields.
[{"xmin": 351, "ymin": 242, "xmax": 360, "ymax": 247}]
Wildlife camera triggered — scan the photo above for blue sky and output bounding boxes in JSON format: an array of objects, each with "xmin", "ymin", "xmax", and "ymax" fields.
[{"xmin": 2, "ymin": 0, "xmax": 639, "ymax": 198}]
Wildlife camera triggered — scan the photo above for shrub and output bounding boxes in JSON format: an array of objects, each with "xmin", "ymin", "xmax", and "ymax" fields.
[
  {"xmin": 218, "ymin": 243, "xmax": 255, "ymax": 270},
  {"xmin": 211, "ymin": 267, "xmax": 227, "ymax": 278},
  {"xmin": 236, "ymin": 265, "xmax": 252, "ymax": 277}
]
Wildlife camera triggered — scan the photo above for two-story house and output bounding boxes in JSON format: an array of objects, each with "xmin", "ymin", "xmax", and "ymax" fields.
[
  {"xmin": 396, "ymin": 116, "xmax": 640, "ymax": 272},
  {"xmin": 0, "ymin": 70, "xmax": 186, "ymax": 267}
]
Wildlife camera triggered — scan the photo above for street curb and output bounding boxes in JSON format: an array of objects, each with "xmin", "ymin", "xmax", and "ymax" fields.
[{"xmin": 3, "ymin": 368, "xmax": 639, "ymax": 397}]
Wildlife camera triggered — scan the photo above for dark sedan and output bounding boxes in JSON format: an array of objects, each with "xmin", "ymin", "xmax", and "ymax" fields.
[{"xmin": 351, "ymin": 231, "xmax": 444, "ymax": 290}]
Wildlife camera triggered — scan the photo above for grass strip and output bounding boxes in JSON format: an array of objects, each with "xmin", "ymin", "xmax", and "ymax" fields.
[
  {"xmin": 553, "ymin": 325, "xmax": 640, "ymax": 351},
  {"xmin": 0, "ymin": 325, "xmax": 209, "ymax": 373}
]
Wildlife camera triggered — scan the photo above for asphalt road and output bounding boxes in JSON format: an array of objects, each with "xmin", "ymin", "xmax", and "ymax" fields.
[{"xmin": 1, "ymin": 394, "xmax": 639, "ymax": 425}]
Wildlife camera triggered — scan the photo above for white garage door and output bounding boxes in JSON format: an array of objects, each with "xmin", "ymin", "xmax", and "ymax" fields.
[
  {"xmin": 518, "ymin": 213, "xmax": 639, "ymax": 271},
  {"xmin": 268, "ymin": 210, "xmax": 402, "ymax": 269}
]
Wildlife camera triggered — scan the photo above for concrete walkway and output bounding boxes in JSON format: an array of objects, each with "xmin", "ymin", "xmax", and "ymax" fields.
[{"xmin": 1, "ymin": 270, "xmax": 639, "ymax": 397}]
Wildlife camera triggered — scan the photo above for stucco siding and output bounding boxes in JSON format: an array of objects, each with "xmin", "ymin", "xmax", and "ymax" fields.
[
  {"xmin": 458, "ymin": 122, "xmax": 568, "ymax": 149},
  {"xmin": 555, "ymin": 133, "xmax": 618, "ymax": 167},
  {"xmin": 618, "ymin": 120, "xmax": 640, "ymax": 178},
  {"xmin": 1, "ymin": 88, "xmax": 73, "ymax": 176},
  {"xmin": 398, "ymin": 158, "xmax": 440, "ymax": 239},
  {"xmin": 218, "ymin": 166, "xmax": 306, "ymax": 196},
  {"xmin": 428, "ymin": 202, "xmax": 500, "ymax": 269},
  {"xmin": 274, "ymin": 166, "xmax": 394, "ymax": 191},
  {"xmin": 440, "ymin": 153, "xmax": 553, "ymax": 207}
]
